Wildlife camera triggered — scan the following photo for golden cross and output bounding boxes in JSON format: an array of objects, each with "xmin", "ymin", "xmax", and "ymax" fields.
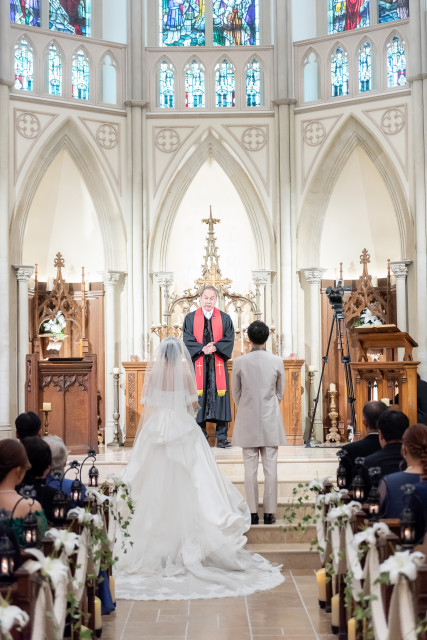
[
  {"xmin": 216, "ymin": 361, "xmax": 222, "ymax": 375},
  {"xmin": 202, "ymin": 205, "xmax": 220, "ymax": 232},
  {"xmin": 196, "ymin": 361, "xmax": 203, "ymax": 374}
]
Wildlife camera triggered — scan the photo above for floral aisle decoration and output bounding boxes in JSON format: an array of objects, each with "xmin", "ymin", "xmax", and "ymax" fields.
[{"xmin": 0, "ymin": 596, "xmax": 29, "ymax": 640}]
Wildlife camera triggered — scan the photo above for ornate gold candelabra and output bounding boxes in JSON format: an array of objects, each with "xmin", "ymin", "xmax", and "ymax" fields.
[
  {"xmin": 42, "ymin": 403, "xmax": 51, "ymax": 437},
  {"xmin": 151, "ymin": 322, "xmax": 183, "ymax": 341},
  {"xmin": 326, "ymin": 385, "xmax": 341, "ymax": 443}
]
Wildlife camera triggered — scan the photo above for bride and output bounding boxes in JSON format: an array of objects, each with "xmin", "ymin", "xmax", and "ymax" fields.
[{"xmin": 114, "ymin": 337, "xmax": 284, "ymax": 600}]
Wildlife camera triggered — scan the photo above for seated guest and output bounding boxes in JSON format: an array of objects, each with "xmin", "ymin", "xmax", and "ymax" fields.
[
  {"xmin": 340, "ymin": 400, "xmax": 388, "ymax": 482},
  {"xmin": 417, "ymin": 374, "xmax": 427, "ymax": 425},
  {"xmin": 364, "ymin": 410, "xmax": 409, "ymax": 476},
  {"xmin": 0, "ymin": 439, "xmax": 46, "ymax": 547},
  {"xmin": 379, "ymin": 424, "xmax": 427, "ymax": 540},
  {"xmin": 18, "ymin": 437, "xmax": 57, "ymax": 523},
  {"xmin": 15, "ymin": 412, "xmax": 41, "ymax": 440},
  {"xmin": 44, "ymin": 435, "xmax": 86, "ymax": 504}
]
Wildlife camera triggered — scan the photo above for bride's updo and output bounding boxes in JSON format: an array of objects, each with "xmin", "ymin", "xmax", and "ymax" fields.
[
  {"xmin": 159, "ymin": 337, "xmax": 180, "ymax": 364},
  {"xmin": 402, "ymin": 423, "xmax": 427, "ymax": 475}
]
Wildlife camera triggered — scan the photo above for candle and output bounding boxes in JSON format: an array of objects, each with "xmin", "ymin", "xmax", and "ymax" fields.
[
  {"xmin": 381, "ymin": 398, "xmax": 390, "ymax": 406},
  {"xmin": 308, "ymin": 365, "xmax": 315, "ymax": 372},
  {"xmin": 94, "ymin": 596, "xmax": 102, "ymax": 631},
  {"xmin": 112, "ymin": 367, "xmax": 120, "ymax": 375},
  {"xmin": 109, "ymin": 575, "xmax": 116, "ymax": 603},
  {"xmin": 42, "ymin": 402, "xmax": 51, "ymax": 412},
  {"xmin": 348, "ymin": 617, "xmax": 355, "ymax": 640},
  {"xmin": 329, "ymin": 383, "xmax": 336, "ymax": 392},
  {"xmin": 316, "ymin": 568, "xmax": 326, "ymax": 605},
  {"xmin": 331, "ymin": 593, "xmax": 339, "ymax": 628}
]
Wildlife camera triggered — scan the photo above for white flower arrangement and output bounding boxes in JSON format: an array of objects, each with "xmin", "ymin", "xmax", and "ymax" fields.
[
  {"xmin": 354, "ymin": 307, "xmax": 383, "ymax": 328},
  {"xmin": 0, "ymin": 599, "xmax": 29, "ymax": 639},
  {"xmin": 40, "ymin": 311, "xmax": 67, "ymax": 336},
  {"xmin": 379, "ymin": 550, "xmax": 425, "ymax": 584},
  {"xmin": 45, "ymin": 528, "xmax": 80, "ymax": 557},
  {"xmin": 24, "ymin": 549, "xmax": 68, "ymax": 587}
]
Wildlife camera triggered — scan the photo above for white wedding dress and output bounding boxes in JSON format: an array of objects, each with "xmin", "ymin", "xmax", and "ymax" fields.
[{"xmin": 114, "ymin": 338, "xmax": 284, "ymax": 601}]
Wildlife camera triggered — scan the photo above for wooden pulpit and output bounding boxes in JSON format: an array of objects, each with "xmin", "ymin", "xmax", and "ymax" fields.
[
  {"xmin": 25, "ymin": 354, "xmax": 98, "ymax": 454},
  {"xmin": 350, "ymin": 325, "xmax": 419, "ymax": 438},
  {"xmin": 122, "ymin": 359, "xmax": 304, "ymax": 447}
]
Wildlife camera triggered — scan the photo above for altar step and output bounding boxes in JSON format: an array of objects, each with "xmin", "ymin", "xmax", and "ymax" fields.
[{"xmin": 245, "ymin": 542, "xmax": 319, "ymax": 570}]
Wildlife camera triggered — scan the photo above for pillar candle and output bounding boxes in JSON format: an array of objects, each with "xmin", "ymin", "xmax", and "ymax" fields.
[
  {"xmin": 94, "ymin": 596, "xmax": 102, "ymax": 631},
  {"xmin": 348, "ymin": 617, "xmax": 355, "ymax": 640},
  {"xmin": 109, "ymin": 575, "xmax": 116, "ymax": 603},
  {"xmin": 331, "ymin": 593, "xmax": 339, "ymax": 628},
  {"xmin": 316, "ymin": 568, "xmax": 326, "ymax": 604},
  {"xmin": 42, "ymin": 402, "xmax": 51, "ymax": 411},
  {"xmin": 329, "ymin": 383, "xmax": 336, "ymax": 392}
]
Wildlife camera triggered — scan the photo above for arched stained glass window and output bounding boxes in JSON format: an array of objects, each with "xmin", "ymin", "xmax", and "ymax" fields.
[
  {"xmin": 304, "ymin": 51, "xmax": 320, "ymax": 102},
  {"xmin": 213, "ymin": 0, "xmax": 259, "ymax": 46},
  {"xmin": 160, "ymin": 1, "xmax": 205, "ymax": 46},
  {"xmin": 48, "ymin": 43, "xmax": 62, "ymax": 96},
  {"xmin": 71, "ymin": 49, "xmax": 89, "ymax": 100},
  {"xmin": 14, "ymin": 38, "xmax": 34, "ymax": 91},
  {"xmin": 10, "ymin": 0, "xmax": 40, "ymax": 26},
  {"xmin": 185, "ymin": 60, "xmax": 205, "ymax": 108},
  {"xmin": 328, "ymin": 0, "xmax": 369, "ymax": 34},
  {"xmin": 359, "ymin": 41, "xmax": 372, "ymax": 92},
  {"xmin": 379, "ymin": 0, "xmax": 409, "ymax": 23},
  {"xmin": 387, "ymin": 35, "xmax": 406, "ymax": 87},
  {"xmin": 215, "ymin": 60, "xmax": 235, "ymax": 107},
  {"xmin": 50, "ymin": 0, "xmax": 91, "ymax": 36},
  {"xmin": 245, "ymin": 59, "xmax": 262, "ymax": 107},
  {"xmin": 331, "ymin": 47, "xmax": 349, "ymax": 97},
  {"xmin": 159, "ymin": 61, "xmax": 175, "ymax": 108}
]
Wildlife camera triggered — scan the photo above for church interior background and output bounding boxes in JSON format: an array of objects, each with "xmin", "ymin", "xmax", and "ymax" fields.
[{"xmin": 1, "ymin": 0, "xmax": 426, "ymax": 450}]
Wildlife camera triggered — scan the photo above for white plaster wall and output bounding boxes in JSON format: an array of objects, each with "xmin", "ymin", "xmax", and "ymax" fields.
[
  {"xmin": 22, "ymin": 148, "xmax": 105, "ymax": 282},
  {"xmin": 319, "ymin": 145, "xmax": 401, "ymax": 279},
  {"xmin": 167, "ymin": 157, "xmax": 257, "ymax": 295}
]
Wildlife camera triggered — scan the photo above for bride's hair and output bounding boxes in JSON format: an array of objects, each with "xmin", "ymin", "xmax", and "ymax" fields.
[{"xmin": 159, "ymin": 337, "xmax": 180, "ymax": 364}]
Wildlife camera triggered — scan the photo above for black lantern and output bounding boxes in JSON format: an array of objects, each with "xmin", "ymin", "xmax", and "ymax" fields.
[
  {"xmin": 352, "ymin": 457, "xmax": 366, "ymax": 502},
  {"xmin": 52, "ymin": 490, "xmax": 68, "ymax": 523},
  {"xmin": 70, "ymin": 478, "xmax": 83, "ymax": 503},
  {"xmin": 336, "ymin": 451, "xmax": 349, "ymax": 489},
  {"xmin": 88, "ymin": 465, "xmax": 99, "ymax": 488},
  {"xmin": 400, "ymin": 484, "xmax": 417, "ymax": 546},
  {"xmin": 0, "ymin": 534, "xmax": 15, "ymax": 583},
  {"xmin": 23, "ymin": 511, "xmax": 38, "ymax": 546},
  {"xmin": 367, "ymin": 467, "xmax": 382, "ymax": 520}
]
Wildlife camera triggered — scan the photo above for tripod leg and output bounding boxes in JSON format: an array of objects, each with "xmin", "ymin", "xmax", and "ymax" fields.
[{"xmin": 336, "ymin": 316, "xmax": 357, "ymax": 436}]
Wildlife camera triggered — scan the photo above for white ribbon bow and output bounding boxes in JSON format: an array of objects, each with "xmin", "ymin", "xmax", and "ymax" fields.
[{"xmin": 379, "ymin": 550, "xmax": 425, "ymax": 585}]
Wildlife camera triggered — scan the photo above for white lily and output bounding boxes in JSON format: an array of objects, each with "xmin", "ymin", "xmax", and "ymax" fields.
[
  {"xmin": 327, "ymin": 501, "xmax": 361, "ymax": 523},
  {"xmin": 91, "ymin": 513, "xmax": 104, "ymax": 530},
  {"xmin": 308, "ymin": 478, "xmax": 324, "ymax": 492},
  {"xmin": 45, "ymin": 528, "xmax": 80, "ymax": 557},
  {"xmin": 24, "ymin": 549, "xmax": 68, "ymax": 587},
  {"xmin": 325, "ymin": 491, "xmax": 341, "ymax": 505},
  {"xmin": 0, "ymin": 598, "xmax": 29, "ymax": 637},
  {"xmin": 67, "ymin": 507, "xmax": 93, "ymax": 525},
  {"xmin": 353, "ymin": 521, "xmax": 392, "ymax": 551},
  {"xmin": 379, "ymin": 550, "xmax": 425, "ymax": 584},
  {"xmin": 85, "ymin": 488, "xmax": 109, "ymax": 505}
]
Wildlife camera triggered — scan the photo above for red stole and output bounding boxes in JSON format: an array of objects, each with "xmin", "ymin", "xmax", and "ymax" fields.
[{"xmin": 193, "ymin": 307, "xmax": 226, "ymax": 397}]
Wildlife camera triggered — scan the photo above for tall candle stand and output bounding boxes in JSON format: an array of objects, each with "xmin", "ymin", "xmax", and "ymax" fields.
[
  {"xmin": 307, "ymin": 367, "xmax": 321, "ymax": 445},
  {"xmin": 107, "ymin": 368, "xmax": 124, "ymax": 448},
  {"xmin": 43, "ymin": 409, "xmax": 51, "ymax": 437},
  {"xmin": 326, "ymin": 387, "xmax": 341, "ymax": 443}
]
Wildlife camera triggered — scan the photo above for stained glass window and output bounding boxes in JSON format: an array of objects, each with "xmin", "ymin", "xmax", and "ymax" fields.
[
  {"xmin": 50, "ymin": 0, "xmax": 91, "ymax": 37},
  {"xmin": 10, "ymin": 0, "xmax": 40, "ymax": 26},
  {"xmin": 359, "ymin": 41, "xmax": 372, "ymax": 92},
  {"xmin": 387, "ymin": 35, "xmax": 406, "ymax": 87},
  {"xmin": 331, "ymin": 47, "xmax": 349, "ymax": 97},
  {"xmin": 185, "ymin": 60, "xmax": 205, "ymax": 108},
  {"xmin": 14, "ymin": 39, "xmax": 34, "ymax": 91},
  {"xmin": 71, "ymin": 49, "xmax": 89, "ymax": 100},
  {"xmin": 160, "ymin": 1, "xmax": 205, "ymax": 47},
  {"xmin": 213, "ymin": 0, "xmax": 259, "ymax": 46},
  {"xmin": 159, "ymin": 61, "xmax": 175, "ymax": 108},
  {"xmin": 328, "ymin": 0, "xmax": 370, "ymax": 34},
  {"xmin": 246, "ymin": 59, "xmax": 262, "ymax": 107},
  {"xmin": 379, "ymin": 0, "xmax": 409, "ymax": 23},
  {"xmin": 48, "ymin": 43, "xmax": 62, "ymax": 96},
  {"xmin": 215, "ymin": 60, "xmax": 235, "ymax": 107}
]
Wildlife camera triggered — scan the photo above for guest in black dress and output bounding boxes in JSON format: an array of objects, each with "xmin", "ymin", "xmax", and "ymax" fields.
[{"xmin": 17, "ymin": 436, "xmax": 57, "ymax": 523}]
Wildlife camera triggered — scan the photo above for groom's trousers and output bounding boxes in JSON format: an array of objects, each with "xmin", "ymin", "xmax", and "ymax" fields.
[{"xmin": 242, "ymin": 446, "xmax": 278, "ymax": 514}]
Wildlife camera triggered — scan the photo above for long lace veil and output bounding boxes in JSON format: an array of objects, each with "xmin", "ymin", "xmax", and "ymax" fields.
[{"xmin": 134, "ymin": 337, "xmax": 198, "ymax": 440}]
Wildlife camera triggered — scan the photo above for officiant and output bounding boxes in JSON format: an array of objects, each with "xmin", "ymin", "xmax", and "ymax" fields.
[{"xmin": 183, "ymin": 285, "xmax": 235, "ymax": 448}]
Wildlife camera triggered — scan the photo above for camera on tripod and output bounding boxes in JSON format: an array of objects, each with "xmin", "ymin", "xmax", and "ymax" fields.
[{"xmin": 325, "ymin": 284, "xmax": 352, "ymax": 313}]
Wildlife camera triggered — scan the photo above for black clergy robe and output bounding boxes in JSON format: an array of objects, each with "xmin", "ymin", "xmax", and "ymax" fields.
[{"xmin": 183, "ymin": 309, "xmax": 234, "ymax": 423}]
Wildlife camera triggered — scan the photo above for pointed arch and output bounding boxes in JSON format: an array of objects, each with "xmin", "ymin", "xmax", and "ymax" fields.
[
  {"xmin": 150, "ymin": 132, "xmax": 274, "ymax": 273},
  {"xmin": 297, "ymin": 115, "xmax": 413, "ymax": 267},
  {"xmin": 214, "ymin": 58, "xmax": 236, "ymax": 108},
  {"xmin": 71, "ymin": 47, "xmax": 91, "ymax": 100},
  {"xmin": 155, "ymin": 56, "xmax": 176, "ymax": 109},
  {"xmin": 330, "ymin": 42, "xmax": 349, "ymax": 97},
  {"xmin": 302, "ymin": 47, "xmax": 321, "ymax": 103},
  {"xmin": 10, "ymin": 118, "xmax": 126, "ymax": 270},
  {"xmin": 356, "ymin": 38, "xmax": 374, "ymax": 92},
  {"xmin": 99, "ymin": 49, "xmax": 119, "ymax": 104},
  {"xmin": 44, "ymin": 39, "xmax": 63, "ymax": 96},
  {"xmin": 13, "ymin": 35, "xmax": 36, "ymax": 92}
]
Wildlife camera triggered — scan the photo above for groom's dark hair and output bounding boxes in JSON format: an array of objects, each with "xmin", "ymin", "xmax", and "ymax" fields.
[{"xmin": 247, "ymin": 321, "xmax": 269, "ymax": 345}]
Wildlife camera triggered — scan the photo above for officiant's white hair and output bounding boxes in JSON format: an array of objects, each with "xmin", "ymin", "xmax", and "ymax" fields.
[{"xmin": 199, "ymin": 284, "xmax": 218, "ymax": 299}]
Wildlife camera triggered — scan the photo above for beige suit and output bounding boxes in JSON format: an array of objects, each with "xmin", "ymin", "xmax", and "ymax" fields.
[{"xmin": 231, "ymin": 349, "xmax": 285, "ymax": 514}]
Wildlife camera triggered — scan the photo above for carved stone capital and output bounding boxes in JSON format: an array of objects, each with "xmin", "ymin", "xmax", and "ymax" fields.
[
  {"xmin": 102, "ymin": 271, "xmax": 124, "ymax": 288},
  {"xmin": 13, "ymin": 265, "xmax": 34, "ymax": 282},
  {"xmin": 154, "ymin": 271, "xmax": 174, "ymax": 290},
  {"xmin": 252, "ymin": 270, "xmax": 271, "ymax": 288},
  {"xmin": 300, "ymin": 268, "xmax": 326, "ymax": 286},
  {"xmin": 389, "ymin": 260, "xmax": 412, "ymax": 279}
]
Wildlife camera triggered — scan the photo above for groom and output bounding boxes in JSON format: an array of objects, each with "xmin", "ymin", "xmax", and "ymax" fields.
[{"xmin": 183, "ymin": 285, "xmax": 235, "ymax": 447}]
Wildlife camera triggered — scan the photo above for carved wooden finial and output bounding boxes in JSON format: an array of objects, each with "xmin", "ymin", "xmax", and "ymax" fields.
[
  {"xmin": 360, "ymin": 248, "xmax": 371, "ymax": 280},
  {"xmin": 339, "ymin": 262, "xmax": 343, "ymax": 281}
]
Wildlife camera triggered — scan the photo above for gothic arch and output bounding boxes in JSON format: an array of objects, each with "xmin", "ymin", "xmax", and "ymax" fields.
[
  {"xmin": 150, "ymin": 131, "xmax": 275, "ymax": 274},
  {"xmin": 10, "ymin": 118, "xmax": 126, "ymax": 270},
  {"xmin": 297, "ymin": 114, "xmax": 413, "ymax": 267}
]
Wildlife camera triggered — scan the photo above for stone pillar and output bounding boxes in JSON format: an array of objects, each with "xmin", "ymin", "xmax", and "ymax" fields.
[
  {"xmin": 300, "ymin": 268, "xmax": 326, "ymax": 441},
  {"xmin": 102, "ymin": 271, "xmax": 122, "ymax": 445},
  {"xmin": 0, "ymin": 0, "xmax": 13, "ymax": 436},
  {"xmin": 154, "ymin": 272, "xmax": 174, "ymax": 322},
  {"xmin": 390, "ymin": 260, "xmax": 412, "ymax": 333},
  {"xmin": 252, "ymin": 270, "xmax": 272, "ymax": 323},
  {"xmin": 13, "ymin": 266, "xmax": 34, "ymax": 414}
]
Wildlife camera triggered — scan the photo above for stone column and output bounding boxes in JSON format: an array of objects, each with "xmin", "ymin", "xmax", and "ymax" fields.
[
  {"xmin": 252, "ymin": 270, "xmax": 272, "ymax": 323},
  {"xmin": 13, "ymin": 266, "xmax": 34, "ymax": 414},
  {"xmin": 300, "ymin": 268, "xmax": 326, "ymax": 441},
  {"xmin": 102, "ymin": 271, "xmax": 122, "ymax": 445},
  {"xmin": 153, "ymin": 272, "xmax": 174, "ymax": 323},
  {"xmin": 0, "ymin": 0, "xmax": 12, "ymax": 436},
  {"xmin": 390, "ymin": 260, "xmax": 412, "ymax": 333}
]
